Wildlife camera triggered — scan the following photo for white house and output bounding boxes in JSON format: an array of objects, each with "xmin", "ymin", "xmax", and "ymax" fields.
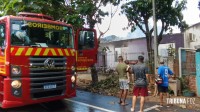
[
  {"xmin": 184, "ymin": 22, "xmax": 200, "ymax": 48},
  {"xmin": 98, "ymin": 33, "xmax": 184, "ymax": 69},
  {"xmin": 97, "ymin": 37, "xmax": 148, "ymax": 69}
]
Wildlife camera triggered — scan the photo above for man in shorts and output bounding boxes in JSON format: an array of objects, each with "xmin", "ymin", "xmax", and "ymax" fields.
[
  {"xmin": 131, "ymin": 56, "xmax": 148, "ymax": 112},
  {"xmin": 116, "ymin": 56, "xmax": 129, "ymax": 106},
  {"xmin": 158, "ymin": 61, "xmax": 173, "ymax": 106}
]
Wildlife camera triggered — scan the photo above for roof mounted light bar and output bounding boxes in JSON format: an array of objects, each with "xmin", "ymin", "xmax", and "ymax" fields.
[{"xmin": 17, "ymin": 12, "xmax": 53, "ymax": 20}]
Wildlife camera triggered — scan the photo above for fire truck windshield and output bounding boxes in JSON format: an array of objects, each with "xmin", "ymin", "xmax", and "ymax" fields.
[{"xmin": 11, "ymin": 20, "xmax": 74, "ymax": 48}]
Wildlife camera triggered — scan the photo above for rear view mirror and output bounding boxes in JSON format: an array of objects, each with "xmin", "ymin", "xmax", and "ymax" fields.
[{"xmin": 0, "ymin": 27, "xmax": 5, "ymax": 39}]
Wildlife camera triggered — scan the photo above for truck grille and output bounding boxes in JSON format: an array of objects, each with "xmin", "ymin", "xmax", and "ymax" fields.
[{"xmin": 29, "ymin": 56, "xmax": 66, "ymax": 99}]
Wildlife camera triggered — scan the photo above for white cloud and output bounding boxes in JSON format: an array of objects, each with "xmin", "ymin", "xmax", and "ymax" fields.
[
  {"xmin": 182, "ymin": 0, "xmax": 199, "ymax": 25},
  {"xmin": 96, "ymin": 2, "xmax": 130, "ymax": 38},
  {"xmin": 172, "ymin": 0, "xmax": 200, "ymax": 33}
]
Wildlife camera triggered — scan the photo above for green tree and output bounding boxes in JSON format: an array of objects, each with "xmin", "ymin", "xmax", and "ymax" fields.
[
  {"xmin": 0, "ymin": 0, "xmax": 120, "ymax": 30},
  {"xmin": 121, "ymin": 0, "xmax": 188, "ymax": 73}
]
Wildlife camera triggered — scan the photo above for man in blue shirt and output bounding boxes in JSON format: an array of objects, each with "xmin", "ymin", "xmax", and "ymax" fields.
[{"xmin": 157, "ymin": 61, "xmax": 173, "ymax": 106}]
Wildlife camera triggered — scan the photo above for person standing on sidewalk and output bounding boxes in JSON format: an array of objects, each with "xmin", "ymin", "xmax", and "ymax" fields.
[
  {"xmin": 131, "ymin": 56, "xmax": 148, "ymax": 112},
  {"xmin": 157, "ymin": 61, "xmax": 173, "ymax": 106},
  {"xmin": 115, "ymin": 56, "xmax": 129, "ymax": 106}
]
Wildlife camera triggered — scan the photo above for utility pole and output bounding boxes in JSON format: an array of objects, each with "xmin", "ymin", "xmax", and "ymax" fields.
[{"xmin": 152, "ymin": 0, "xmax": 157, "ymax": 74}]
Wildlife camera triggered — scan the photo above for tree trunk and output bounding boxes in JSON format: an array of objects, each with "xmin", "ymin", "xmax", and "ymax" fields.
[
  {"xmin": 88, "ymin": 17, "xmax": 98, "ymax": 85},
  {"xmin": 90, "ymin": 65, "xmax": 98, "ymax": 86},
  {"xmin": 146, "ymin": 34, "xmax": 154, "ymax": 74}
]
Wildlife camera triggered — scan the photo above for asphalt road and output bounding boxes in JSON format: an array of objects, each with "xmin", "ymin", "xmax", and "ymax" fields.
[{"xmin": 0, "ymin": 90, "xmax": 198, "ymax": 112}]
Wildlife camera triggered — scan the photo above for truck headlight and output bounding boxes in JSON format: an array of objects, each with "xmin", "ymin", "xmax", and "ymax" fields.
[
  {"xmin": 11, "ymin": 80, "xmax": 22, "ymax": 89},
  {"xmin": 11, "ymin": 65, "xmax": 21, "ymax": 76},
  {"xmin": 71, "ymin": 76, "xmax": 76, "ymax": 83}
]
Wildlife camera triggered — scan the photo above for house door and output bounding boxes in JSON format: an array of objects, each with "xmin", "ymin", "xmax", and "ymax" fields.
[{"xmin": 196, "ymin": 49, "xmax": 200, "ymax": 97}]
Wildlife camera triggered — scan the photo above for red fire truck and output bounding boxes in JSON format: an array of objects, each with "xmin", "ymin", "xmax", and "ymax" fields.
[{"xmin": 0, "ymin": 12, "xmax": 98, "ymax": 108}]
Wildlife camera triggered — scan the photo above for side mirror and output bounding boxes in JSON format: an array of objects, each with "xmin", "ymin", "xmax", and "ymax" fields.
[
  {"xmin": 0, "ymin": 27, "xmax": 5, "ymax": 39},
  {"xmin": 21, "ymin": 24, "xmax": 28, "ymax": 30}
]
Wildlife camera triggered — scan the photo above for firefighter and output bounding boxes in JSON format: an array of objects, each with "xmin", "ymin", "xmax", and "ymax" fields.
[{"xmin": 14, "ymin": 24, "xmax": 31, "ymax": 44}]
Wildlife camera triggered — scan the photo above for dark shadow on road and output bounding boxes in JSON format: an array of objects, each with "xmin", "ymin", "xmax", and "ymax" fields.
[{"xmin": 0, "ymin": 100, "xmax": 73, "ymax": 112}]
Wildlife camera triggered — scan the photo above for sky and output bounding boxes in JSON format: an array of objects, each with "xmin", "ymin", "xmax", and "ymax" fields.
[{"xmin": 96, "ymin": 0, "xmax": 200, "ymax": 38}]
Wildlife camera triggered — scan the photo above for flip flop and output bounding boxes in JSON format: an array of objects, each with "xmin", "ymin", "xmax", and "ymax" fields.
[
  {"xmin": 158, "ymin": 103, "xmax": 163, "ymax": 107},
  {"xmin": 121, "ymin": 103, "xmax": 128, "ymax": 106},
  {"xmin": 131, "ymin": 108, "xmax": 134, "ymax": 112},
  {"xmin": 118, "ymin": 101, "xmax": 122, "ymax": 104}
]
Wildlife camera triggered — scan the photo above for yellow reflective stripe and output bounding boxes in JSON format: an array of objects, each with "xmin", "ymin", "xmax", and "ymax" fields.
[
  {"xmin": 58, "ymin": 49, "xmax": 64, "ymax": 56},
  {"xmin": 15, "ymin": 48, "xmax": 24, "ymax": 56},
  {"xmin": 26, "ymin": 48, "xmax": 33, "ymax": 56},
  {"xmin": 0, "ymin": 71, "xmax": 5, "ymax": 74},
  {"xmin": 70, "ymin": 49, "xmax": 74, "ymax": 56},
  {"xmin": 51, "ymin": 49, "xmax": 57, "ymax": 56},
  {"xmin": 64, "ymin": 49, "xmax": 69, "ymax": 56},
  {"xmin": 35, "ymin": 48, "xmax": 42, "ymax": 55},
  {"xmin": 77, "ymin": 67, "xmax": 88, "ymax": 70},
  {"xmin": 11, "ymin": 48, "xmax": 14, "ymax": 53},
  {"xmin": 0, "ymin": 59, "xmax": 4, "ymax": 62},
  {"xmin": 43, "ymin": 48, "xmax": 50, "ymax": 56}
]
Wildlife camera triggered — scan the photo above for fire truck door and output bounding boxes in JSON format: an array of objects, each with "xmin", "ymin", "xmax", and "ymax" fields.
[
  {"xmin": 76, "ymin": 29, "xmax": 97, "ymax": 71},
  {"xmin": 0, "ymin": 23, "xmax": 6, "ymax": 75}
]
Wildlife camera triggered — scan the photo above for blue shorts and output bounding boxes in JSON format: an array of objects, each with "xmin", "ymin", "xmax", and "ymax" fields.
[{"xmin": 119, "ymin": 79, "xmax": 129, "ymax": 90}]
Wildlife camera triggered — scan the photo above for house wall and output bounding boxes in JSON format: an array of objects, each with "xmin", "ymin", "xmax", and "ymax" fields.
[
  {"xmin": 96, "ymin": 43, "xmax": 115, "ymax": 68},
  {"xmin": 98, "ymin": 38, "xmax": 148, "ymax": 68},
  {"xmin": 160, "ymin": 33, "xmax": 184, "ymax": 51},
  {"xmin": 106, "ymin": 44, "xmax": 116, "ymax": 68},
  {"xmin": 184, "ymin": 23, "xmax": 200, "ymax": 48},
  {"xmin": 98, "ymin": 33, "xmax": 184, "ymax": 69},
  {"xmin": 126, "ymin": 39, "xmax": 148, "ymax": 60}
]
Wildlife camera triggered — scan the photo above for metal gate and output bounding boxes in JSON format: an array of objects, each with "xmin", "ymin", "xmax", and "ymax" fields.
[
  {"xmin": 196, "ymin": 49, "xmax": 200, "ymax": 97},
  {"xmin": 179, "ymin": 48, "xmax": 196, "ymax": 76}
]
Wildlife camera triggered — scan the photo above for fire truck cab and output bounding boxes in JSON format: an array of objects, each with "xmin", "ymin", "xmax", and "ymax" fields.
[{"xmin": 0, "ymin": 12, "xmax": 98, "ymax": 108}]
